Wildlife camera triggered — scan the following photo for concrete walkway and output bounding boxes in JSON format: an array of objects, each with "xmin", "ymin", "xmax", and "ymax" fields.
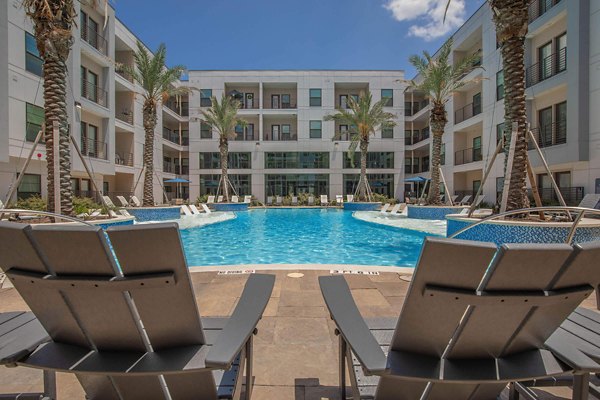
[{"xmin": 0, "ymin": 269, "xmax": 597, "ymax": 399}]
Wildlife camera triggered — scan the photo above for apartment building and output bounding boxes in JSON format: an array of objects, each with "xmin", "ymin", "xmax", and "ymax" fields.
[
  {"xmin": 405, "ymin": 0, "xmax": 600, "ymax": 205},
  {"xmin": 187, "ymin": 71, "xmax": 405, "ymax": 202},
  {"xmin": 0, "ymin": 0, "xmax": 189, "ymax": 205}
]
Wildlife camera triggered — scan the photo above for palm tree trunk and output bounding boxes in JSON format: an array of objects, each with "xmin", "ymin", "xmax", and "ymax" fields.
[
  {"xmin": 359, "ymin": 138, "xmax": 369, "ymax": 201},
  {"xmin": 492, "ymin": 0, "xmax": 530, "ymax": 211},
  {"xmin": 220, "ymin": 136, "xmax": 230, "ymax": 202},
  {"xmin": 427, "ymin": 103, "xmax": 447, "ymax": 206},
  {"xmin": 142, "ymin": 101, "xmax": 157, "ymax": 206},
  {"xmin": 43, "ymin": 53, "xmax": 73, "ymax": 215}
]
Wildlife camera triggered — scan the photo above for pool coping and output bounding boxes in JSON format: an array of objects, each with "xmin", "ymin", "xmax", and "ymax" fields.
[{"xmin": 189, "ymin": 264, "xmax": 414, "ymax": 274}]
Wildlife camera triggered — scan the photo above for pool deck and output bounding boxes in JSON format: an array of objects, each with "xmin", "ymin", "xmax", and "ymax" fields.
[{"xmin": 0, "ymin": 267, "xmax": 597, "ymax": 400}]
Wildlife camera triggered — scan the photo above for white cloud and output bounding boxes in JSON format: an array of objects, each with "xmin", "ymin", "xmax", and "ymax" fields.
[{"xmin": 384, "ymin": 0, "xmax": 466, "ymax": 41}]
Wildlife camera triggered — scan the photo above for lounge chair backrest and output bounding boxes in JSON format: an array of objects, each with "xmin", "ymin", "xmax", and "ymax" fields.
[
  {"xmin": 391, "ymin": 238, "xmax": 600, "ymax": 361},
  {"xmin": 201, "ymin": 203, "xmax": 212, "ymax": 214},
  {"xmin": 308, "ymin": 196, "xmax": 315, "ymax": 205},
  {"xmin": 320, "ymin": 195, "xmax": 328, "ymax": 204},
  {"xmin": 291, "ymin": 196, "xmax": 298, "ymax": 204},
  {"xmin": 189, "ymin": 204, "xmax": 201, "ymax": 215},
  {"xmin": 244, "ymin": 195, "xmax": 252, "ymax": 203},
  {"xmin": 346, "ymin": 195, "xmax": 354, "ymax": 203},
  {"xmin": 460, "ymin": 195, "xmax": 472, "ymax": 205},
  {"xmin": 473, "ymin": 195, "xmax": 486, "ymax": 207},
  {"xmin": 231, "ymin": 195, "xmax": 239, "ymax": 203},
  {"xmin": 207, "ymin": 195, "xmax": 215, "ymax": 204},
  {"xmin": 108, "ymin": 209, "xmax": 118, "ymax": 218},
  {"xmin": 389, "ymin": 204, "xmax": 401, "ymax": 214},
  {"xmin": 102, "ymin": 196, "xmax": 116, "ymax": 208},
  {"xmin": 267, "ymin": 196, "xmax": 273, "ymax": 205},
  {"xmin": 578, "ymin": 193, "xmax": 600, "ymax": 209},
  {"xmin": 130, "ymin": 196, "xmax": 142, "ymax": 207},
  {"xmin": 181, "ymin": 205, "xmax": 193, "ymax": 216},
  {"xmin": 0, "ymin": 222, "xmax": 215, "ymax": 399},
  {"xmin": 119, "ymin": 209, "xmax": 132, "ymax": 218},
  {"xmin": 380, "ymin": 203, "xmax": 391, "ymax": 213},
  {"xmin": 276, "ymin": 196, "xmax": 282, "ymax": 204},
  {"xmin": 217, "ymin": 195, "xmax": 223, "ymax": 203},
  {"xmin": 116, "ymin": 196, "xmax": 129, "ymax": 207},
  {"xmin": 336, "ymin": 195, "xmax": 343, "ymax": 203},
  {"xmin": 0, "ymin": 199, "xmax": 4, "ymax": 209}
]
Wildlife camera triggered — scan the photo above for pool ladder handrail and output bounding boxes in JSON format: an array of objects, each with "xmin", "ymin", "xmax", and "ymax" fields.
[
  {"xmin": 0, "ymin": 209, "xmax": 96, "ymax": 227},
  {"xmin": 448, "ymin": 206, "xmax": 600, "ymax": 245}
]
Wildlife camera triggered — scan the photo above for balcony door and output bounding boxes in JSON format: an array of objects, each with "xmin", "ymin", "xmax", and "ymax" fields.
[
  {"xmin": 245, "ymin": 93, "xmax": 254, "ymax": 109},
  {"xmin": 282, "ymin": 94, "xmax": 291, "ymax": 108},
  {"xmin": 555, "ymin": 101, "xmax": 567, "ymax": 144},
  {"xmin": 340, "ymin": 95, "xmax": 348, "ymax": 109},
  {"xmin": 472, "ymin": 136, "xmax": 482, "ymax": 162},
  {"xmin": 539, "ymin": 41, "xmax": 552, "ymax": 80},
  {"xmin": 271, "ymin": 95, "xmax": 280, "ymax": 109},
  {"xmin": 538, "ymin": 106, "xmax": 553, "ymax": 147},
  {"xmin": 245, "ymin": 124, "xmax": 254, "ymax": 141},
  {"xmin": 556, "ymin": 33, "xmax": 567, "ymax": 72},
  {"xmin": 271, "ymin": 125, "xmax": 280, "ymax": 141},
  {"xmin": 472, "ymin": 92, "xmax": 482, "ymax": 115}
]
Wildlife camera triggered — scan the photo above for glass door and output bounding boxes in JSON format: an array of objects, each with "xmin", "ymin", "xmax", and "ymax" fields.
[
  {"xmin": 88, "ymin": 70, "xmax": 98, "ymax": 102},
  {"xmin": 271, "ymin": 95, "xmax": 280, "ymax": 109},
  {"xmin": 271, "ymin": 125, "xmax": 280, "ymax": 141},
  {"xmin": 539, "ymin": 42, "xmax": 552, "ymax": 80},
  {"xmin": 555, "ymin": 102, "xmax": 567, "ymax": 144},
  {"xmin": 538, "ymin": 107, "xmax": 553, "ymax": 147},
  {"xmin": 472, "ymin": 136, "xmax": 482, "ymax": 162},
  {"xmin": 556, "ymin": 33, "xmax": 567, "ymax": 72},
  {"xmin": 282, "ymin": 124, "xmax": 291, "ymax": 140},
  {"xmin": 245, "ymin": 93, "xmax": 254, "ymax": 109},
  {"xmin": 472, "ymin": 93, "xmax": 482, "ymax": 115},
  {"xmin": 245, "ymin": 124, "xmax": 254, "ymax": 141},
  {"xmin": 339, "ymin": 95, "xmax": 348, "ymax": 109},
  {"xmin": 282, "ymin": 94, "xmax": 291, "ymax": 108}
]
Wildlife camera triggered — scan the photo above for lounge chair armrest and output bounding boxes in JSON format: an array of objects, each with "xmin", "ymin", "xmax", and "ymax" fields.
[
  {"xmin": 319, "ymin": 275, "xmax": 388, "ymax": 375},
  {"xmin": 205, "ymin": 274, "xmax": 275, "ymax": 369}
]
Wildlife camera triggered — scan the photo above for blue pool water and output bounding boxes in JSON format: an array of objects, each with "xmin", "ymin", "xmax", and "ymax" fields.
[{"xmin": 179, "ymin": 209, "xmax": 433, "ymax": 267}]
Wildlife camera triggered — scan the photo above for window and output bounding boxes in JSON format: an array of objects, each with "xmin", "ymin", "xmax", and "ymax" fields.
[
  {"xmin": 472, "ymin": 180, "xmax": 481, "ymax": 196},
  {"xmin": 199, "ymin": 152, "xmax": 251, "ymax": 169},
  {"xmin": 472, "ymin": 92, "xmax": 482, "ymax": 115},
  {"xmin": 538, "ymin": 106, "xmax": 553, "ymax": 147},
  {"xmin": 282, "ymin": 94, "xmax": 291, "ymax": 108},
  {"xmin": 271, "ymin": 95, "xmax": 280, "ymax": 109},
  {"xmin": 496, "ymin": 122, "xmax": 506, "ymax": 144},
  {"xmin": 81, "ymin": 66, "xmax": 99, "ymax": 103},
  {"xmin": 26, "ymin": 103, "xmax": 44, "ymax": 142},
  {"xmin": 245, "ymin": 124, "xmax": 255, "ymax": 140},
  {"xmin": 539, "ymin": 41, "xmax": 552, "ymax": 80},
  {"xmin": 382, "ymin": 126, "xmax": 394, "ymax": 139},
  {"xmin": 309, "ymin": 89, "xmax": 321, "ymax": 107},
  {"xmin": 200, "ymin": 89, "xmax": 212, "ymax": 107},
  {"xmin": 309, "ymin": 120, "xmax": 322, "ymax": 138},
  {"xmin": 17, "ymin": 174, "xmax": 41, "ymax": 199},
  {"xmin": 265, "ymin": 152, "xmax": 329, "ymax": 169},
  {"xmin": 496, "ymin": 70, "xmax": 504, "ymax": 100},
  {"xmin": 472, "ymin": 136, "xmax": 482, "ymax": 162},
  {"xmin": 381, "ymin": 89, "xmax": 393, "ymax": 107},
  {"xmin": 556, "ymin": 33, "xmax": 567, "ymax": 72},
  {"xmin": 25, "ymin": 32, "xmax": 42, "ymax": 76},
  {"xmin": 405, "ymin": 158, "xmax": 412, "ymax": 174},
  {"xmin": 200, "ymin": 122, "xmax": 212, "ymax": 139},
  {"xmin": 339, "ymin": 95, "xmax": 348, "ymax": 109},
  {"xmin": 281, "ymin": 124, "xmax": 291, "ymax": 140},
  {"xmin": 81, "ymin": 122, "xmax": 103, "ymax": 159},
  {"xmin": 339, "ymin": 125, "xmax": 349, "ymax": 140},
  {"xmin": 440, "ymin": 143, "xmax": 446, "ymax": 166},
  {"xmin": 199, "ymin": 174, "xmax": 251, "ymax": 195},
  {"xmin": 344, "ymin": 174, "xmax": 394, "ymax": 198},
  {"xmin": 271, "ymin": 125, "xmax": 280, "ymax": 141},
  {"xmin": 422, "ymin": 156, "xmax": 430, "ymax": 172},
  {"xmin": 343, "ymin": 152, "xmax": 394, "ymax": 169},
  {"xmin": 265, "ymin": 174, "xmax": 329, "ymax": 198},
  {"xmin": 555, "ymin": 101, "xmax": 567, "ymax": 144}
]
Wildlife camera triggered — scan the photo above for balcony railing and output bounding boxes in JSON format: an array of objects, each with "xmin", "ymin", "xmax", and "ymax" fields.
[
  {"xmin": 405, "ymin": 165, "xmax": 422, "ymax": 174},
  {"xmin": 163, "ymin": 163, "xmax": 187, "ymax": 174},
  {"xmin": 264, "ymin": 102, "xmax": 296, "ymax": 110},
  {"xmin": 115, "ymin": 110, "xmax": 134, "ymax": 125},
  {"xmin": 529, "ymin": 121, "xmax": 567, "ymax": 148},
  {"xmin": 164, "ymin": 100, "xmax": 189, "ymax": 117},
  {"xmin": 115, "ymin": 152, "xmax": 133, "ymax": 167},
  {"xmin": 263, "ymin": 133, "xmax": 298, "ymax": 141},
  {"xmin": 405, "ymin": 129, "xmax": 430, "ymax": 146},
  {"xmin": 404, "ymin": 99, "xmax": 430, "ymax": 116},
  {"xmin": 115, "ymin": 66, "xmax": 134, "ymax": 83},
  {"xmin": 162, "ymin": 128, "xmax": 188, "ymax": 146},
  {"xmin": 82, "ymin": 79, "xmax": 108, "ymax": 107},
  {"xmin": 454, "ymin": 147, "xmax": 483, "ymax": 165},
  {"xmin": 525, "ymin": 47, "xmax": 567, "ymax": 87},
  {"xmin": 454, "ymin": 102, "xmax": 482, "ymax": 124},
  {"xmin": 81, "ymin": 136, "xmax": 107, "ymax": 160},
  {"xmin": 234, "ymin": 131, "xmax": 258, "ymax": 141},
  {"xmin": 528, "ymin": 0, "xmax": 562, "ymax": 23},
  {"xmin": 80, "ymin": 24, "xmax": 108, "ymax": 55}
]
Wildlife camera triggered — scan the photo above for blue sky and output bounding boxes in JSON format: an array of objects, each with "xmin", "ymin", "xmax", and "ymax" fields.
[{"xmin": 113, "ymin": 0, "xmax": 485, "ymax": 77}]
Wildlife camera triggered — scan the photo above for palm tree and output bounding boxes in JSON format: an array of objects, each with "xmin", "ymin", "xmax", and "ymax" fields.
[
  {"xmin": 409, "ymin": 38, "xmax": 482, "ymax": 205},
  {"xmin": 200, "ymin": 95, "xmax": 247, "ymax": 202},
  {"xmin": 125, "ymin": 41, "xmax": 186, "ymax": 206},
  {"xmin": 325, "ymin": 92, "xmax": 396, "ymax": 201},
  {"xmin": 23, "ymin": 0, "xmax": 77, "ymax": 215}
]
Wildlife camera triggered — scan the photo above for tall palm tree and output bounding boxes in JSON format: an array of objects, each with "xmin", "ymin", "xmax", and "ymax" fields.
[
  {"xmin": 23, "ymin": 0, "xmax": 77, "ymax": 215},
  {"xmin": 325, "ymin": 92, "xmax": 396, "ymax": 201},
  {"xmin": 125, "ymin": 41, "xmax": 186, "ymax": 206},
  {"xmin": 200, "ymin": 95, "xmax": 246, "ymax": 202},
  {"xmin": 409, "ymin": 38, "xmax": 482, "ymax": 205}
]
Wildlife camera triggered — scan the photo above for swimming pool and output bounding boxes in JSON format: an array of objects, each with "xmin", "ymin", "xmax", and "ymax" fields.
[{"xmin": 179, "ymin": 208, "xmax": 435, "ymax": 267}]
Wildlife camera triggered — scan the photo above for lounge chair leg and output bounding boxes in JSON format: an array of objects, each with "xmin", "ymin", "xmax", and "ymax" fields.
[
  {"xmin": 245, "ymin": 336, "xmax": 253, "ymax": 400},
  {"xmin": 339, "ymin": 336, "xmax": 347, "ymax": 400},
  {"xmin": 43, "ymin": 370, "xmax": 56, "ymax": 400},
  {"xmin": 573, "ymin": 374, "xmax": 589, "ymax": 400},
  {"xmin": 508, "ymin": 383, "xmax": 519, "ymax": 400},
  {"xmin": 345, "ymin": 344, "xmax": 361, "ymax": 400}
]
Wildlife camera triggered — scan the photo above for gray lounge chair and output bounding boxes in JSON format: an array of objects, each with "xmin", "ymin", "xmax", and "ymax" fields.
[
  {"xmin": 449, "ymin": 194, "xmax": 459, "ymax": 204},
  {"xmin": 102, "ymin": 195, "xmax": 116, "ymax": 208},
  {"xmin": 473, "ymin": 194, "xmax": 486, "ymax": 207},
  {"xmin": 320, "ymin": 237, "xmax": 600, "ymax": 400},
  {"xmin": 116, "ymin": 195, "xmax": 130, "ymax": 207},
  {"xmin": 459, "ymin": 194, "xmax": 472, "ymax": 205},
  {"xmin": 266, "ymin": 196, "xmax": 273, "ymax": 206},
  {"xmin": 291, "ymin": 196, "xmax": 298, "ymax": 206},
  {"xmin": 578, "ymin": 194, "xmax": 600, "ymax": 209},
  {"xmin": 0, "ymin": 222, "xmax": 275, "ymax": 400},
  {"xmin": 276, "ymin": 196, "xmax": 283, "ymax": 206},
  {"xmin": 308, "ymin": 196, "xmax": 315, "ymax": 206}
]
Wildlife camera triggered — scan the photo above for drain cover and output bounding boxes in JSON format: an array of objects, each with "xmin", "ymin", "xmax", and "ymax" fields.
[
  {"xmin": 287, "ymin": 272, "xmax": 304, "ymax": 278},
  {"xmin": 399, "ymin": 274, "xmax": 413, "ymax": 282}
]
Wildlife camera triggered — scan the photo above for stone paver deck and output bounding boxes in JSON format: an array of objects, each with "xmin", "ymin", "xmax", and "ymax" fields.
[{"xmin": 0, "ymin": 269, "xmax": 597, "ymax": 399}]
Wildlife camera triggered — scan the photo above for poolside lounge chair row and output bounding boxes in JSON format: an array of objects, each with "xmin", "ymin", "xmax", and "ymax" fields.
[
  {"xmin": 181, "ymin": 203, "xmax": 212, "ymax": 216},
  {"xmin": 0, "ymin": 222, "xmax": 599, "ymax": 399},
  {"xmin": 206, "ymin": 195, "xmax": 252, "ymax": 204},
  {"xmin": 380, "ymin": 202, "xmax": 407, "ymax": 215},
  {"xmin": 102, "ymin": 195, "xmax": 142, "ymax": 208},
  {"xmin": 266, "ymin": 194, "xmax": 353, "ymax": 206}
]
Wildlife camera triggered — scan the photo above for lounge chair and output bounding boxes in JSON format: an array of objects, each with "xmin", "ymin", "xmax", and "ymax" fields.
[
  {"xmin": 189, "ymin": 204, "xmax": 202, "ymax": 215},
  {"xmin": 389, "ymin": 203, "xmax": 406, "ymax": 216},
  {"xmin": 380, "ymin": 203, "xmax": 391, "ymax": 213},
  {"xmin": 336, "ymin": 195, "xmax": 344, "ymax": 204},
  {"xmin": 108, "ymin": 209, "xmax": 118, "ymax": 218},
  {"xmin": 207, "ymin": 195, "xmax": 215, "ymax": 204},
  {"xmin": 276, "ymin": 196, "xmax": 283, "ymax": 206},
  {"xmin": 449, "ymin": 194, "xmax": 459, "ymax": 205},
  {"xmin": 217, "ymin": 195, "xmax": 224, "ymax": 203},
  {"xmin": 244, "ymin": 195, "xmax": 252, "ymax": 204},
  {"xmin": 231, "ymin": 195, "xmax": 239, "ymax": 203},
  {"xmin": 119, "ymin": 209, "xmax": 132, "ymax": 218},
  {"xmin": 116, "ymin": 196, "xmax": 130, "ymax": 207},
  {"xmin": 578, "ymin": 194, "xmax": 600, "ymax": 209},
  {"xmin": 320, "ymin": 195, "xmax": 328, "ymax": 206},
  {"xmin": 473, "ymin": 194, "xmax": 486, "ymax": 207},
  {"xmin": 201, "ymin": 203, "xmax": 212, "ymax": 214},
  {"xmin": 130, "ymin": 195, "xmax": 142, "ymax": 207},
  {"xmin": 291, "ymin": 196, "xmax": 298, "ymax": 206},
  {"xmin": 0, "ymin": 222, "xmax": 275, "ymax": 400},
  {"xmin": 180, "ymin": 204, "xmax": 193, "ymax": 216},
  {"xmin": 347, "ymin": 195, "xmax": 354, "ymax": 203},
  {"xmin": 102, "ymin": 195, "xmax": 116, "ymax": 208},
  {"xmin": 308, "ymin": 196, "xmax": 315, "ymax": 206},
  {"xmin": 459, "ymin": 194, "xmax": 472, "ymax": 205},
  {"xmin": 319, "ymin": 237, "xmax": 600, "ymax": 400},
  {"xmin": 0, "ymin": 199, "xmax": 4, "ymax": 209},
  {"xmin": 266, "ymin": 196, "xmax": 273, "ymax": 206}
]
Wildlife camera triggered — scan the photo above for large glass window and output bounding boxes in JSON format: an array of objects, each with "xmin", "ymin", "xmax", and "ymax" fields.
[
  {"xmin": 265, "ymin": 152, "xmax": 329, "ymax": 169},
  {"xmin": 496, "ymin": 70, "xmax": 504, "ymax": 100},
  {"xmin": 472, "ymin": 136, "xmax": 482, "ymax": 162},
  {"xmin": 200, "ymin": 89, "xmax": 212, "ymax": 107},
  {"xmin": 265, "ymin": 174, "xmax": 329, "ymax": 197},
  {"xmin": 343, "ymin": 152, "xmax": 394, "ymax": 169},
  {"xmin": 26, "ymin": 103, "xmax": 44, "ymax": 142},
  {"xmin": 200, "ymin": 122, "xmax": 212, "ymax": 139},
  {"xmin": 199, "ymin": 152, "xmax": 251, "ymax": 169},
  {"xmin": 496, "ymin": 122, "xmax": 506, "ymax": 144},
  {"xmin": 343, "ymin": 174, "xmax": 394, "ymax": 198},
  {"xmin": 309, "ymin": 120, "xmax": 322, "ymax": 138},
  {"xmin": 382, "ymin": 126, "xmax": 394, "ymax": 139},
  {"xmin": 556, "ymin": 101, "xmax": 567, "ymax": 144},
  {"xmin": 25, "ymin": 32, "xmax": 42, "ymax": 76},
  {"xmin": 309, "ymin": 89, "xmax": 322, "ymax": 107},
  {"xmin": 17, "ymin": 173, "xmax": 41, "ymax": 199},
  {"xmin": 199, "ymin": 174, "xmax": 251, "ymax": 195},
  {"xmin": 472, "ymin": 92, "xmax": 482, "ymax": 115},
  {"xmin": 381, "ymin": 89, "xmax": 393, "ymax": 107}
]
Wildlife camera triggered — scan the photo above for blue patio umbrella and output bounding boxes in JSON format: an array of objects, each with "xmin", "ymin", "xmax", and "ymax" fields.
[
  {"xmin": 404, "ymin": 176, "xmax": 430, "ymax": 183},
  {"xmin": 164, "ymin": 178, "xmax": 190, "ymax": 199}
]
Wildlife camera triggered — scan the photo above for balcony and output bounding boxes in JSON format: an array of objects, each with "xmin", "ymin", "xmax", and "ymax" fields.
[
  {"xmin": 263, "ymin": 132, "xmax": 298, "ymax": 141},
  {"xmin": 162, "ymin": 128, "xmax": 188, "ymax": 146},
  {"xmin": 454, "ymin": 147, "xmax": 482, "ymax": 166},
  {"xmin": 81, "ymin": 136, "xmax": 107, "ymax": 160},
  {"xmin": 115, "ymin": 66, "xmax": 134, "ymax": 83},
  {"xmin": 528, "ymin": 0, "xmax": 562, "ymax": 23},
  {"xmin": 163, "ymin": 163, "xmax": 186, "ymax": 174},
  {"xmin": 454, "ymin": 102, "xmax": 481, "ymax": 124},
  {"xmin": 164, "ymin": 99, "xmax": 189, "ymax": 117},
  {"xmin": 116, "ymin": 109, "xmax": 134, "ymax": 125},
  {"xmin": 529, "ymin": 121, "xmax": 567, "ymax": 149},
  {"xmin": 405, "ymin": 129, "xmax": 430, "ymax": 146},
  {"xmin": 82, "ymin": 79, "xmax": 108, "ymax": 107},
  {"xmin": 525, "ymin": 47, "xmax": 567, "ymax": 88},
  {"xmin": 80, "ymin": 24, "xmax": 108, "ymax": 55},
  {"xmin": 404, "ymin": 99, "xmax": 430, "ymax": 117},
  {"xmin": 115, "ymin": 152, "xmax": 133, "ymax": 167}
]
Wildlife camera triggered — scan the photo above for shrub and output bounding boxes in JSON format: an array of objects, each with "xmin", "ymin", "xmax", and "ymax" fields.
[
  {"xmin": 196, "ymin": 194, "xmax": 209, "ymax": 205},
  {"xmin": 73, "ymin": 197, "xmax": 103, "ymax": 215},
  {"xmin": 14, "ymin": 195, "xmax": 47, "ymax": 211}
]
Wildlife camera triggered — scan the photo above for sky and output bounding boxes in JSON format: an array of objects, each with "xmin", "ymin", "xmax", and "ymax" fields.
[{"xmin": 113, "ymin": 0, "xmax": 485, "ymax": 78}]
